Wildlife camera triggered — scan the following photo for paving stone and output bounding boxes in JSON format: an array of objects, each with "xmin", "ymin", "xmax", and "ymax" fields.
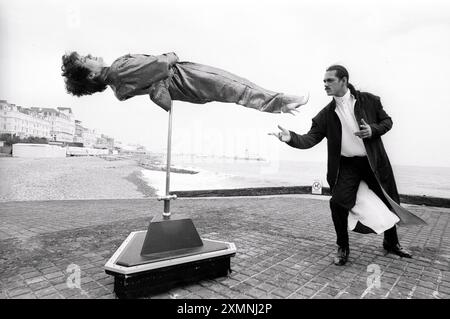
[
  {"xmin": 8, "ymin": 287, "xmax": 33, "ymax": 298},
  {"xmin": 44, "ymin": 293, "xmax": 64, "ymax": 299},
  {"xmin": 59, "ymin": 288, "xmax": 82, "ymax": 298},
  {"xmin": 96, "ymin": 277, "xmax": 114, "ymax": 286},
  {"xmin": 20, "ymin": 271, "xmax": 42, "ymax": 280},
  {"xmin": 24, "ymin": 276, "xmax": 46, "ymax": 285},
  {"xmin": 82, "ymin": 281, "xmax": 102, "ymax": 291},
  {"xmin": 28, "ymin": 279, "xmax": 52, "ymax": 291},
  {"xmin": 287, "ymin": 293, "xmax": 308, "ymax": 299},
  {"xmin": 271, "ymin": 288, "xmax": 293, "ymax": 298},
  {"xmin": 245, "ymin": 288, "xmax": 268, "ymax": 298},
  {"xmin": 3, "ymin": 280, "xmax": 28, "ymax": 290},
  {"xmin": 44, "ymin": 271, "xmax": 65, "ymax": 280},
  {"xmin": 34, "ymin": 287, "xmax": 58, "ymax": 298},
  {"xmin": 437, "ymin": 285, "xmax": 450, "ymax": 294},
  {"xmin": 99, "ymin": 294, "xmax": 117, "ymax": 299},
  {"xmin": 48, "ymin": 277, "xmax": 66, "ymax": 285},
  {"xmin": 40, "ymin": 267, "xmax": 61, "ymax": 275},
  {"xmin": 87, "ymin": 287, "xmax": 110, "ymax": 298},
  {"xmin": 0, "ymin": 197, "xmax": 448, "ymax": 300},
  {"xmin": 10, "ymin": 291, "xmax": 35, "ymax": 299},
  {"xmin": 257, "ymin": 282, "xmax": 277, "ymax": 292},
  {"xmin": 53, "ymin": 283, "xmax": 70, "ymax": 291}
]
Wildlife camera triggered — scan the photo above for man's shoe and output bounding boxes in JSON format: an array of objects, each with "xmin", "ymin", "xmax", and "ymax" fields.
[
  {"xmin": 333, "ymin": 247, "xmax": 349, "ymax": 266},
  {"xmin": 383, "ymin": 241, "xmax": 412, "ymax": 258}
]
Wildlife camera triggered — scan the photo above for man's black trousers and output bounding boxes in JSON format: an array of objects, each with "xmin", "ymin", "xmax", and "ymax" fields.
[{"xmin": 329, "ymin": 156, "xmax": 399, "ymax": 249}]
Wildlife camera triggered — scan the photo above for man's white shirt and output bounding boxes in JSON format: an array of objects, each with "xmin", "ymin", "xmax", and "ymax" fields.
[{"xmin": 334, "ymin": 89, "xmax": 367, "ymax": 157}]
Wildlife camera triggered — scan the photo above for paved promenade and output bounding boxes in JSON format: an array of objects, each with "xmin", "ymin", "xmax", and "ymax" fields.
[{"xmin": 0, "ymin": 195, "xmax": 449, "ymax": 299}]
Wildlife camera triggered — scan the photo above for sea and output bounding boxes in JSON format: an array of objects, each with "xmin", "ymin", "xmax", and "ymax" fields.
[{"xmin": 140, "ymin": 155, "xmax": 450, "ymax": 199}]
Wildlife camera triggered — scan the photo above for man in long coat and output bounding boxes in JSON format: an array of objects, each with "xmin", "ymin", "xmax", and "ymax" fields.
[{"xmin": 271, "ymin": 65, "xmax": 425, "ymax": 266}]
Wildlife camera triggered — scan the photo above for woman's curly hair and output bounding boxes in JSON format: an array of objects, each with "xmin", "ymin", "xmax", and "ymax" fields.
[{"xmin": 61, "ymin": 52, "xmax": 107, "ymax": 97}]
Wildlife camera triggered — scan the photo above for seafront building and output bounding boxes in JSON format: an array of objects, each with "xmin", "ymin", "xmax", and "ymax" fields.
[
  {"xmin": 74, "ymin": 120, "xmax": 97, "ymax": 147},
  {"xmin": 0, "ymin": 100, "xmax": 52, "ymax": 139},
  {"xmin": 0, "ymin": 100, "xmax": 77, "ymax": 143},
  {"xmin": 30, "ymin": 107, "xmax": 76, "ymax": 143},
  {"xmin": 0, "ymin": 99, "xmax": 103, "ymax": 147},
  {"xmin": 94, "ymin": 133, "xmax": 112, "ymax": 149},
  {"xmin": 0, "ymin": 99, "xmax": 147, "ymax": 154}
]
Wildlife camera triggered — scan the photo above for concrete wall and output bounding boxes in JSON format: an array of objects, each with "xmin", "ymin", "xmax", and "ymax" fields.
[
  {"xmin": 12, "ymin": 143, "xmax": 66, "ymax": 158},
  {"xmin": 0, "ymin": 145, "xmax": 12, "ymax": 155},
  {"xmin": 66, "ymin": 146, "xmax": 109, "ymax": 156}
]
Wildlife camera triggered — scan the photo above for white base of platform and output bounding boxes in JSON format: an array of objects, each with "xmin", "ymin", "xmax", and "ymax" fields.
[{"xmin": 104, "ymin": 230, "xmax": 236, "ymax": 276}]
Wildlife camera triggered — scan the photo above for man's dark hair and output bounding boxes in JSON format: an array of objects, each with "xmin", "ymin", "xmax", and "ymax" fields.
[
  {"xmin": 326, "ymin": 65, "xmax": 349, "ymax": 82},
  {"xmin": 327, "ymin": 64, "xmax": 355, "ymax": 91},
  {"xmin": 61, "ymin": 52, "xmax": 107, "ymax": 97}
]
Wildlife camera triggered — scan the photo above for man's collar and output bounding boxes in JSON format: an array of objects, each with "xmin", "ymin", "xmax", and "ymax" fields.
[
  {"xmin": 327, "ymin": 86, "xmax": 359, "ymax": 112},
  {"xmin": 334, "ymin": 88, "xmax": 352, "ymax": 105}
]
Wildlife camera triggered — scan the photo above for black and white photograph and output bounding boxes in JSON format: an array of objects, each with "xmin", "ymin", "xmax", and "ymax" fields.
[{"xmin": 0, "ymin": 0, "xmax": 449, "ymax": 306}]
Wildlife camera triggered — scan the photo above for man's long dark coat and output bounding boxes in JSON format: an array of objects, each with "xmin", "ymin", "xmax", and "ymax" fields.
[{"xmin": 287, "ymin": 85, "xmax": 426, "ymax": 226}]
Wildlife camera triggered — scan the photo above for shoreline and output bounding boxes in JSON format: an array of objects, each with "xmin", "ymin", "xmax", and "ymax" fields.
[
  {"xmin": 124, "ymin": 170, "xmax": 156, "ymax": 197},
  {"xmin": 170, "ymin": 186, "xmax": 450, "ymax": 209},
  {"xmin": 1, "ymin": 155, "xmax": 449, "ymax": 208}
]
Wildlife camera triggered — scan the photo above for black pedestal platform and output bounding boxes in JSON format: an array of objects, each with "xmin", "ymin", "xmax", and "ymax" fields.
[{"xmin": 104, "ymin": 215, "xmax": 236, "ymax": 299}]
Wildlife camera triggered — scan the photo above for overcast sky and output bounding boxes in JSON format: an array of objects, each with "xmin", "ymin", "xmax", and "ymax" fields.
[{"xmin": 1, "ymin": 0, "xmax": 450, "ymax": 167}]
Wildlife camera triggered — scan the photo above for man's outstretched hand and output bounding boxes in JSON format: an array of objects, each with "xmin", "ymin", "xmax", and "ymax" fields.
[
  {"xmin": 268, "ymin": 125, "xmax": 291, "ymax": 142},
  {"xmin": 354, "ymin": 118, "xmax": 372, "ymax": 139}
]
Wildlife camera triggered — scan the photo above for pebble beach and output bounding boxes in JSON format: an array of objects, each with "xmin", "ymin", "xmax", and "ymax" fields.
[{"xmin": 0, "ymin": 156, "xmax": 156, "ymax": 202}]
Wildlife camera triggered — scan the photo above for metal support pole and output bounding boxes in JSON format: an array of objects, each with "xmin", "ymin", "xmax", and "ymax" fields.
[{"xmin": 159, "ymin": 100, "xmax": 177, "ymax": 219}]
